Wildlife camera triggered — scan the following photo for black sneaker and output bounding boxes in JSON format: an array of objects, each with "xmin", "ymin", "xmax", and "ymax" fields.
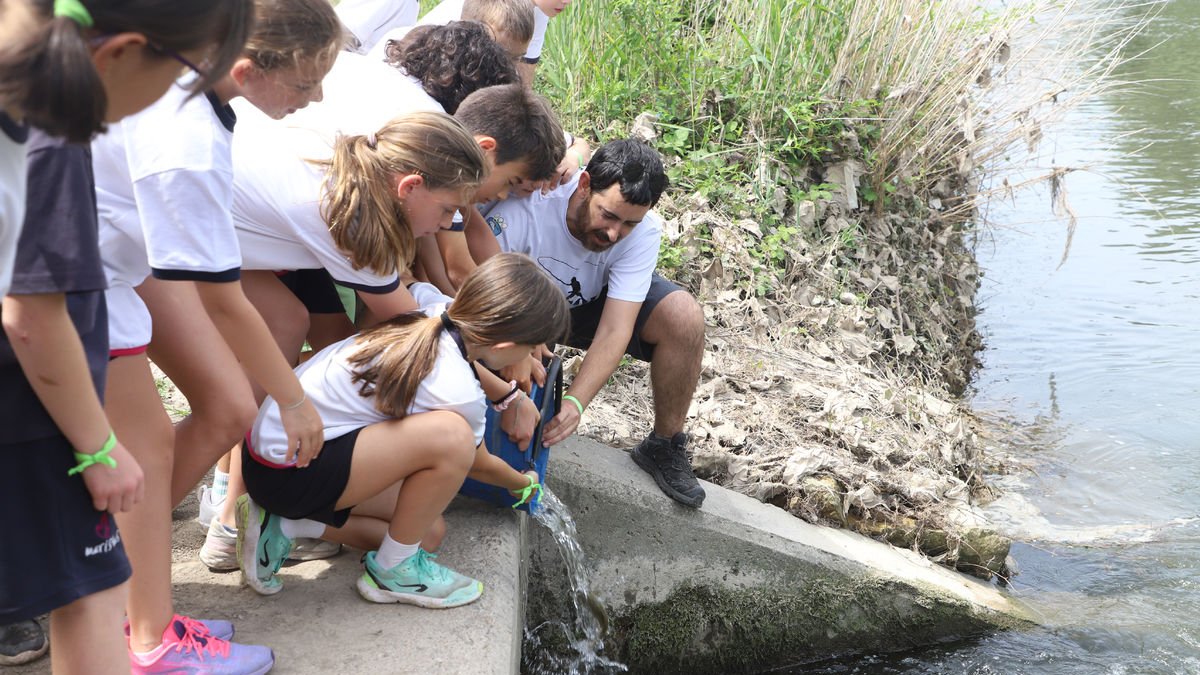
[
  {"xmin": 0, "ymin": 620, "xmax": 48, "ymax": 666},
  {"xmin": 630, "ymin": 432, "xmax": 705, "ymax": 508}
]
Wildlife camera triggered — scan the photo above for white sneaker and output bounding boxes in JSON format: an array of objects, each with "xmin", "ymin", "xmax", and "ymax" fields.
[
  {"xmin": 198, "ymin": 519, "xmax": 239, "ymax": 572},
  {"xmin": 288, "ymin": 538, "xmax": 342, "ymax": 562},
  {"xmin": 195, "ymin": 484, "xmax": 224, "ymax": 528}
]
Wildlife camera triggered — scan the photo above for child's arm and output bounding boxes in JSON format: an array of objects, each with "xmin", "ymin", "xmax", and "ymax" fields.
[
  {"xmin": 193, "ymin": 280, "xmax": 324, "ymax": 466},
  {"xmin": 463, "ymin": 209, "xmax": 500, "ymax": 267},
  {"xmin": 415, "ymin": 235, "xmax": 457, "ymax": 296},
  {"xmin": 549, "ymin": 134, "xmax": 591, "ymax": 190},
  {"xmin": 435, "ymin": 229, "xmax": 476, "ymax": 291},
  {"xmin": 466, "ymin": 441, "xmax": 535, "ymax": 491},
  {"xmin": 2, "ymin": 293, "xmax": 144, "ymax": 511},
  {"xmin": 355, "ymin": 282, "xmax": 419, "ymax": 328}
]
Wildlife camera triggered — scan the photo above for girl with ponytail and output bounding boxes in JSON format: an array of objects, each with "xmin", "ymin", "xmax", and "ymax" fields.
[
  {"xmin": 236, "ymin": 253, "xmax": 569, "ymax": 608},
  {"xmin": 1, "ymin": 0, "xmax": 253, "ymax": 671},
  {"xmin": 89, "ymin": 0, "xmax": 344, "ymax": 670}
]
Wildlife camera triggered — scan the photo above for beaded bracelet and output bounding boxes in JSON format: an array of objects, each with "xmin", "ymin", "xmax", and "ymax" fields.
[
  {"xmin": 491, "ymin": 381, "xmax": 522, "ymax": 411},
  {"xmin": 68, "ymin": 431, "xmax": 118, "ymax": 476}
]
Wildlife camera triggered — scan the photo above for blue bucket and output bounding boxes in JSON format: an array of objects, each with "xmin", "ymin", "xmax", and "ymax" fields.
[{"xmin": 458, "ymin": 356, "xmax": 561, "ymax": 512}]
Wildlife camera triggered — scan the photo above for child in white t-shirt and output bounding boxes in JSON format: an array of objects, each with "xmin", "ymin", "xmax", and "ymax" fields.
[
  {"xmin": 237, "ymin": 253, "xmax": 569, "ymax": 608},
  {"xmin": 90, "ymin": 0, "xmax": 342, "ymax": 668},
  {"xmin": 336, "ymin": 0, "xmax": 419, "ymax": 54},
  {"xmin": 369, "ymin": 0, "xmax": 535, "ymax": 63}
]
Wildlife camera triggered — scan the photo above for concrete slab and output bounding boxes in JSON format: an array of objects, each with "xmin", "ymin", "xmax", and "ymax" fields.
[
  {"xmin": 10, "ymin": 497, "xmax": 525, "ymax": 675},
  {"xmin": 527, "ymin": 436, "xmax": 1035, "ymax": 674}
]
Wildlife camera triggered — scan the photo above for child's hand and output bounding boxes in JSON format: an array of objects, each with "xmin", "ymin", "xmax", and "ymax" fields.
[
  {"xmin": 501, "ymin": 395, "xmax": 539, "ymax": 446},
  {"xmin": 81, "ymin": 440, "xmax": 144, "ymax": 513},
  {"xmin": 508, "ymin": 470, "xmax": 541, "ymax": 496},
  {"xmin": 281, "ymin": 396, "xmax": 324, "ymax": 468}
]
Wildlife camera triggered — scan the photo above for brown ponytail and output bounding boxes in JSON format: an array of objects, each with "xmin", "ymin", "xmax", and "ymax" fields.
[
  {"xmin": 319, "ymin": 112, "xmax": 486, "ymax": 275},
  {"xmin": 348, "ymin": 253, "xmax": 570, "ymax": 418},
  {"xmin": 0, "ymin": 0, "xmax": 253, "ymax": 143}
]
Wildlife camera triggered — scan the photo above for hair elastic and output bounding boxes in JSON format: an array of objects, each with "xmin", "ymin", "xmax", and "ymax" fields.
[
  {"xmin": 440, "ymin": 311, "xmax": 456, "ymax": 332},
  {"xmin": 54, "ymin": 0, "xmax": 94, "ymax": 27},
  {"xmin": 365, "ymin": 132, "xmax": 377, "ymax": 149}
]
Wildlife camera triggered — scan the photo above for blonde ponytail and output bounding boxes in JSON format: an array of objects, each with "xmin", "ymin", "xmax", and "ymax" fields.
[
  {"xmin": 319, "ymin": 112, "xmax": 486, "ymax": 275},
  {"xmin": 347, "ymin": 253, "xmax": 570, "ymax": 417}
]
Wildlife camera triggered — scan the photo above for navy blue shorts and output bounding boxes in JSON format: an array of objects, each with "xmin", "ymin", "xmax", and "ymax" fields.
[
  {"xmin": 565, "ymin": 273, "xmax": 683, "ymax": 362},
  {"xmin": 0, "ymin": 434, "xmax": 131, "ymax": 623},
  {"xmin": 278, "ymin": 269, "xmax": 346, "ymax": 315},
  {"xmin": 241, "ymin": 429, "xmax": 361, "ymax": 528}
]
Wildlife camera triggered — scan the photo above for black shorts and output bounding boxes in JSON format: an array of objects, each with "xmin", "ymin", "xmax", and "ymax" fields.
[
  {"xmin": 277, "ymin": 269, "xmax": 347, "ymax": 315},
  {"xmin": 565, "ymin": 273, "xmax": 683, "ymax": 362},
  {"xmin": 240, "ymin": 430, "xmax": 360, "ymax": 528},
  {"xmin": 0, "ymin": 434, "xmax": 131, "ymax": 623}
]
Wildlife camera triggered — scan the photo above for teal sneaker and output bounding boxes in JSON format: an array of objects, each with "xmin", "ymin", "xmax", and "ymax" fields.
[
  {"xmin": 356, "ymin": 550, "xmax": 483, "ymax": 608},
  {"xmin": 235, "ymin": 494, "xmax": 292, "ymax": 596}
]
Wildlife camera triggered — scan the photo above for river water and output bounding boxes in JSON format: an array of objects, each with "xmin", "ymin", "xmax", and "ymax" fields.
[{"xmin": 813, "ymin": 1, "xmax": 1200, "ymax": 673}]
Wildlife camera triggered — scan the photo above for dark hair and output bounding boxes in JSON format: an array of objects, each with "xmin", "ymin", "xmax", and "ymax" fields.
[
  {"xmin": 0, "ymin": 0, "xmax": 253, "ymax": 143},
  {"xmin": 586, "ymin": 139, "xmax": 670, "ymax": 207},
  {"xmin": 383, "ymin": 20, "xmax": 519, "ymax": 114},
  {"xmin": 348, "ymin": 253, "xmax": 570, "ymax": 417},
  {"xmin": 455, "ymin": 84, "xmax": 565, "ymax": 182}
]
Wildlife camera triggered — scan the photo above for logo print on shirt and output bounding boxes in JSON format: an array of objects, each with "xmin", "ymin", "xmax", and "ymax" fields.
[
  {"xmin": 537, "ymin": 256, "xmax": 596, "ymax": 307},
  {"xmin": 486, "ymin": 214, "xmax": 507, "ymax": 236}
]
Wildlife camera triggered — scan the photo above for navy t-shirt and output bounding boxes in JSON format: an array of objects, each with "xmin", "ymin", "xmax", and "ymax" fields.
[{"xmin": 0, "ymin": 129, "xmax": 109, "ymax": 444}]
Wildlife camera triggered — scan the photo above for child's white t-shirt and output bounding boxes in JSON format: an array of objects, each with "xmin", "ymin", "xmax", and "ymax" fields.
[
  {"xmin": 336, "ymin": 0, "xmax": 420, "ymax": 55},
  {"xmin": 250, "ymin": 287, "xmax": 485, "ymax": 465},
  {"xmin": 266, "ymin": 51, "xmax": 443, "ymax": 140},
  {"xmin": 92, "ymin": 83, "xmax": 243, "ymax": 291},
  {"xmin": 378, "ymin": 0, "xmax": 550, "ymax": 63},
  {"xmin": 229, "ymin": 123, "xmax": 400, "ymax": 294},
  {"xmin": 0, "ymin": 114, "xmax": 28, "ymax": 298},
  {"xmin": 486, "ymin": 172, "xmax": 662, "ymax": 306}
]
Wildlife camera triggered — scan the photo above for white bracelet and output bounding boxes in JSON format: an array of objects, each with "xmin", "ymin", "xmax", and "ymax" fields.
[{"xmin": 283, "ymin": 392, "xmax": 307, "ymax": 411}]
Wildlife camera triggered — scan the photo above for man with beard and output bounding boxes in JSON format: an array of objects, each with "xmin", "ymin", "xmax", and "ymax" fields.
[{"xmin": 484, "ymin": 139, "xmax": 708, "ymax": 508}]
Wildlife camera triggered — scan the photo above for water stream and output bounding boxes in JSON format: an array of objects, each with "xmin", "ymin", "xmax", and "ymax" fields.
[
  {"xmin": 811, "ymin": 1, "xmax": 1200, "ymax": 672},
  {"xmin": 524, "ymin": 487, "xmax": 626, "ymax": 675}
]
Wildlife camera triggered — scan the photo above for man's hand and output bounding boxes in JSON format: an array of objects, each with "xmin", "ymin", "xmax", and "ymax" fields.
[
  {"xmin": 542, "ymin": 403, "xmax": 580, "ymax": 447},
  {"xmin": 500, "ymin": 394, "xmax": 539, "ymax": 446},
  {"xmin": 81, "ymin": 441, "xmax": 144, "ymax": 513}
]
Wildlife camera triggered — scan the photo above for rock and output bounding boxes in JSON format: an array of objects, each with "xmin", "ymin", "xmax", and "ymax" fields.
[{"xmin": 631, "ymin": 111, "xmax": 659, "ymax": 143}]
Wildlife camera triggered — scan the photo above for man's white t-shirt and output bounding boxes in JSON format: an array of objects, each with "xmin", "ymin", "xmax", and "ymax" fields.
[
  {"xmin": 229, "ymin": 123, "xmax": 400, "ymax": 294},
  {"xmin": 250, "ymin": 285, "xmax": 484, "ymax": 465},
  {"xmin": 0, "ymin": 114, "xmax": 28, "ymax": 298},
  {"xmin": 336, "ymin": 0, "xmax": 419, "ymax": 55},
  {"xmin": 486, "ymin": 172, "xmax": 661, "ymax": 306}
]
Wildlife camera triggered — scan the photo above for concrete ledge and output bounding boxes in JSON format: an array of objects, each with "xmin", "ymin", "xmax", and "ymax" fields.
[
  {"xmin": 527, "ymin": 436, "xmax": 1034, "ymax": 674},
  {"xmin": 10, "ymin": 497, "xmax": 525, "ymax": 675}
]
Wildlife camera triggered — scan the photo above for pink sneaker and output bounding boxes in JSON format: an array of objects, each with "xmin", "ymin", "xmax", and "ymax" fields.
[
  {"xmin": 129, "ymin": 615, "xmax": 273, "ymax": 675},
  {"xmin": 126, "ymin": 615, "xmax": 233, "ymax": 641}
]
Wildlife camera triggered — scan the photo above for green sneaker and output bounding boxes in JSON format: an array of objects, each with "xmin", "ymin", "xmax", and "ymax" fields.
[
  {"xmin": 235, "ymin": 494, "xmax": 292, "ymax": 596},
  {"xmin": 356, "ymin": 550, "xmax": 483, "ymax": 608}
]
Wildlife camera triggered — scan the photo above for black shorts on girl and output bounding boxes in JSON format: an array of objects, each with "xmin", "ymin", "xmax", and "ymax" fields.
[
  {"xmin": 240, "ymin": 429, "xmax": 361, "ymax": 528},
  {"xmin": 0, "ymin": 434, "xmax": 131, "ymax": 624}
]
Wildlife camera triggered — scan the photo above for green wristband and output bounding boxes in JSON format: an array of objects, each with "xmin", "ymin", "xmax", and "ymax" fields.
[
  {"xmin": 68, "ymin": 431, "xmax": 117, "ymax": 476},
  {"xmin": 511, "ymin": 473, "xmax": 541, "ymax": 508},
  {"xmin": 563, "ymin": 394, "xmax": 584, "ymax": 416}
]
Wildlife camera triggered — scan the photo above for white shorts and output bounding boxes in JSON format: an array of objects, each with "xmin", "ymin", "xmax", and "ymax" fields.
[{"xmin": 105, "ymin": 282, "xmax": 151, "ymax": 356}]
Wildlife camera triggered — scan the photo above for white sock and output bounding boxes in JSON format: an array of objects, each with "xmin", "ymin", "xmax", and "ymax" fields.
[
  {"xmin": 375, "ymin": 533, "xmax": 420, "ymax": 569},
  {"xmin": 212, "ymin": 469, "xmax": 230, "ymax": 499},
  {"xmin": 279, "ymin": 518, "xmax": 325, "ymax": 541}
]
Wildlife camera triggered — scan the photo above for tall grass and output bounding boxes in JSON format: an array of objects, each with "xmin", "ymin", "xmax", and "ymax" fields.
[{"xmin": 540, "ymin": 0, "xmax": 1153, "ymax": 222}]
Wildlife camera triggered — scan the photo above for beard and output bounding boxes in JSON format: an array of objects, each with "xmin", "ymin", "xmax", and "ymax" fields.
[{"xmin": 568, "ymin": 196, "xmax": 616, "ymax": 252}]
